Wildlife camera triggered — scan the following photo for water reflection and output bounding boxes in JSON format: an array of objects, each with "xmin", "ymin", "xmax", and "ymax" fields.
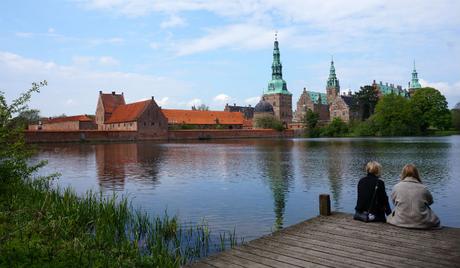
[
  {"xmin": 95, "ymin": 143, "xmax": 163, "ymax": 191},
  {"xmin": 256, "ymin": 140, "xmax": 294, "ymax": 230}
]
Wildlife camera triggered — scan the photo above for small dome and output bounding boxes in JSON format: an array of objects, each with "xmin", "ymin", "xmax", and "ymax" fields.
[
  {"xmin": 254, "ymin": 99, "xmax": 274, "ymax": 113},
  {"xmin": 454, "ymin": 102, "xmax": 460, "ymax": 110}
]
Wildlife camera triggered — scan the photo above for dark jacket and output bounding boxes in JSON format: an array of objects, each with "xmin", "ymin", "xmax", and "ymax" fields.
[{"xmin": 355, "ymin": 173, "xmax": 391, "ymax": 219}]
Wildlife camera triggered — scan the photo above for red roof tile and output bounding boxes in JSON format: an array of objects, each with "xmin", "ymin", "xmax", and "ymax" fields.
[
  {"xmin": 105, "ymin": 100, "xmax": 151, "ymax": 124},
  {"xmin": 43, "ymin": 115, "xmax": 94, "ymax": 124},
  {"xmin": 161, "ymin": 109, "xmax": 244, "ymax": 125},
  {"xmin": 100, "ymin": 93, "xmax": 125, "ymax": 114}
]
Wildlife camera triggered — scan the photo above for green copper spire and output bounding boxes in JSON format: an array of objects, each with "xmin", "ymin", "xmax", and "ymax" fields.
[
  {"xmin": 265, "ymin": 33, "xmax": 291, "ymax": 95},
  {"xmin": 410, "ymin": 60, "xmax": 421, "ymax": 89},
  {"xmin": 326, "ymin": 58, "xmax": 340, "ymax": 90}
]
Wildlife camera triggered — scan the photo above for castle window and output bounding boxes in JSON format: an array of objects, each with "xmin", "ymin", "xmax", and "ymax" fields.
[{"xmin": 144, "ymin": 122, "xmax": 146, "ymax": 126}]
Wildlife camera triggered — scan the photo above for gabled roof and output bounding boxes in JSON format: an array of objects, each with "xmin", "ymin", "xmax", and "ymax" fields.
[
  {"xmin": 307, "ymin": 91, "xmax": 328, "ymax": 105},
  {"xmin": 105, "ymin": 100, "xmax": 151, "ymax": 124},
  {"xmin": 43, "ymin": 115, "xmax": 94, "ymax": 124},
  {"xmin": 341, "ymin": 95, "xmax": 355, "ymax": 106},
  {"xmin": 100, "ymin": 93, "xmax": 125, "ymax": 114},
  {"xmin": 162, "ymin": 109, "xmax": 244, "ymax": 125}
]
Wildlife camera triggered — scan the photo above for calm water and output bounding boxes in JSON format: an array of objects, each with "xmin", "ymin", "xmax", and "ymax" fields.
[{"xmin": 32, "ymin": 136, "xmax": 460, "ymax": 242}]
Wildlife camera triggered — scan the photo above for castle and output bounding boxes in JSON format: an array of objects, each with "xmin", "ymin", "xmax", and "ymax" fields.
[{"xmin": 250, "ymin": 36, "xmax": 423, "ymax": 126}]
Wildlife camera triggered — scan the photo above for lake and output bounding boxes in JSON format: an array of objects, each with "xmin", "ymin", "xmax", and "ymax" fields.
[{"xmin": 32, "ymin": 136, "xmax": 460, "ymax": 243}]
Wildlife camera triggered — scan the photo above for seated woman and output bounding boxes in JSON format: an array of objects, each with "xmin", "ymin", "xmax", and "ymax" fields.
[
  {"xmin": 355, "ymin": 161, "xmax": 391, "ymax": 222},
  {"xmin": 387, "ymin": 164, "xmax": 440, "ymax": 229}
]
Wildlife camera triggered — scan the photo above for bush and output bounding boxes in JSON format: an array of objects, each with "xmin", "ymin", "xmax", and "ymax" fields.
[
  {"xmin": 349, "ymin": 119, "xmax": 377, "ymax": 137},
  {"xmin": 320, "ymin": 117, "xmax": 349, "ymax": 137},
  {"xmin": 452, "ymin": 109, "xmax": 460, "ymax": 131},
  {"xmin": 254, "ymin": 116, "xmax": 284, "ymax": 131}
]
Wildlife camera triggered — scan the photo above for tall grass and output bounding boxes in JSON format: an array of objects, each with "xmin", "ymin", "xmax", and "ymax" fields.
[{"xmin": 0, "ymin": 175, "xmax": 240, "ymax": 267}]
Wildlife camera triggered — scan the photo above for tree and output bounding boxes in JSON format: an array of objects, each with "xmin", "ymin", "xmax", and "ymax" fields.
[
  {"xmin": 191, "ymin": 104, "xmax": 209, "ymax": 111},
  {"xmin": 410, "ymin": 87, "xmax": 451, "ymax": 132},
  {"xmin": 320, "ymin": 117, "xmax": 349, "ymax": 137},
  {"xmin": 302, "ymin": 109, "xmax": 320, "ymax": 137},
  {"xmin": 254, "ymin": 116, "xmax": 284, "ymax": 131},
  {"xmin": 452, "ymin": 104, "xmax": 460, "ymax": 131},
  {"xmin": 372, "ymin": 94, "xmax": 417, "ymax": 136},
  {"xmin": 10, "ymin": 109, "xmax": 41, "ymax": 129},
  {"xmin": 354, "ymin": 85, "xmax": 379, "ymax": 120},
  {"xmin": 1, "ymin": 81, "xmax": 47, "ymax": 186}
]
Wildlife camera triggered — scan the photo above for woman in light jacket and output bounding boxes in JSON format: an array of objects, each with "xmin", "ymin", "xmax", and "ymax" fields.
[{"xmin": 387, "ymin": 164, "xmax": 440, "ymax": 229}]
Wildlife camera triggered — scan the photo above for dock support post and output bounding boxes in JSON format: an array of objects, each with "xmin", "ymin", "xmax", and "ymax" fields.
[{"xmin": 319, "ymin": 194, "xmax": 331, "ymax": 216}]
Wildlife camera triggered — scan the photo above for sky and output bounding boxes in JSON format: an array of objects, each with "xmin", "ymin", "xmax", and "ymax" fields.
[{"xmin": 1, "ymin": 0, "xmax": 460, "ymax": 116}]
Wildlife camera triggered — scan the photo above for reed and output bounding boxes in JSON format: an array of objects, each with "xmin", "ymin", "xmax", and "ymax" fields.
[{"xmin": 0, "ymin": 175, "xmax": 240, "ymax": 267}]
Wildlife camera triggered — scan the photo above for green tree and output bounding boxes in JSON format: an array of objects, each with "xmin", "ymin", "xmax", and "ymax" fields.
[
  {"xmin": 410, "ymin": 87, "xmax": 451, "ymax": 132},
  {"xmin": 452, "ymin": 105, "xmax": 460, "ymax": 131},
  {"xmin": 254, "ymin": 116, "xmax": 284, "ymax": 131},
  {"xmin": 191, "ymin": 104, "xmax": 209, "ymax": 111},
  {"xmin": 373, "ymin": 94, "xmax": 417, "ymax": 136},
  {"xmin": 10, "ymin": 109, "xmax": 41, "ymax": 129},
  {"xmin": 1, "ymin": 81, "xmax": 47, "ymax": 187},
  {"xmin": 354, "ymin": 85, "xmax": 379, "ymax": 120},
  {"xmin": 320, "ymin": 117, "xmax": 349, "ymax": 137},
  {"xmin": 302, "ymin": 109, "xmax": 320, "ymax": 137}
]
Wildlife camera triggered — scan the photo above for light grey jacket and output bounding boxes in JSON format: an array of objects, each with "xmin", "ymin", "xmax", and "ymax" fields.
[{"xmin": 387, "ymin": 177, "xmax": 440, "ymax": 229}]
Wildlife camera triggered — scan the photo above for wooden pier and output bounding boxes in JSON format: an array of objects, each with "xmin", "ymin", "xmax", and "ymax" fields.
[{"xmin": 187, "ymin": 195, "xmax": 460, "ymax": 268}]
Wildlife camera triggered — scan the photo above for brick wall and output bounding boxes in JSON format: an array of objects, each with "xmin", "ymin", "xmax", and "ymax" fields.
[{"xmin": 25, "ymin": 129, "xmax": 295, "ymax": 143}]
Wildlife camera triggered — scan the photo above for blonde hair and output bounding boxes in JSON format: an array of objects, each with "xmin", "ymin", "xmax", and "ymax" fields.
[
  {"xmin": 366, "ymin": 161, "xmax": 382, "ymax": 177},
  {"xmin": 401, "ymin": 164, "xmax": 421, "ymax": 182}
]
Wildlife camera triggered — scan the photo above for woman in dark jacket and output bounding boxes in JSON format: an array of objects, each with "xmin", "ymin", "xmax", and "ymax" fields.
[{"xmin": 355, "ymin": 161, "xmax": 391, "ymax": 222}]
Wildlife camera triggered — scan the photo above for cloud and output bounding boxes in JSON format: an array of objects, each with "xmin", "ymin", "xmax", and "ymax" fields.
[
  {"xmin": 156, "ymin": 97, "xmax": 169, "ymax": 106},
  {"xmin": 213, "ymin": 93, "xmax": 231, "ymax": 104},
  {"xmin": 187, "ymin": 98, "xmax": 202, "ymax": 108},
  {"xmin": 174, "ymin": 24, "xmax": 279, "ymax": 56},
  {"xmin": 160, "ymin": 14, "xmax": 186, "ymax": 28},
  {"xmin": 149, "ymin": 42, "xmax": 160, "ymax": 49},
  {"xmin": 420, "ymin": 79, "xmax": 460, "ymax": 108},
  {"xmin": 72, "ymin": 56, "xmax": 120, "ymax": 67},
  {"xmin": 244, "ymin": 96, "xmax": 260, "ymax": 106},
  {"xmin": 0, "ymin": 51, "xmax": 190, "ymax": 116}
]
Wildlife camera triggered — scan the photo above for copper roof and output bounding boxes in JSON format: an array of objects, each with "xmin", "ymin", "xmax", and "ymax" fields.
[
  {"xmin": 105, "ymin": 100, "xmax": 151, "ymax": 124},
  {"xmin": 100, "ymin": 93, "xmax": 125, "ymax": 114},
  {"xmin": 43, "ymin": 115, "xmax": 94, "ymax": 124},
  {"xmin": 162, "ymin": 109, "xmax": 244, "ymax": 125}
]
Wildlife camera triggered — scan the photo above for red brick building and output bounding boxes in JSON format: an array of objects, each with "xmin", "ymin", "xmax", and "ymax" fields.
[
  {"xmin": 161, "ymin": 109, "xmax": 244, "ymax": 129},
  {"xmin": 28, "ymin": 115, "xmax": 97, "ymax": 131}
]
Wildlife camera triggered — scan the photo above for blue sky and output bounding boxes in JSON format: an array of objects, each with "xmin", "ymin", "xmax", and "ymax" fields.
[{"xmin": 1, "ymin": 0, "xmax": 460, "ymax": 116}]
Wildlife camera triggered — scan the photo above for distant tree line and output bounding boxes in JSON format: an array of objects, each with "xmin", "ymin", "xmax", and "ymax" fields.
[{"xmin": 304, "ymin": 87, "xmax": 458, "ymax": 137}]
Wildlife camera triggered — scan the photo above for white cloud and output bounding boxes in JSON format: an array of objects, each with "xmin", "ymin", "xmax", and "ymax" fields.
[
  {"xmin": 48, "ymin": 27, "xmax": 55, "ymax": 33},
  {"xmin": 157, "ymin": 97, "xmax": 169, "ymax": 106},
  {"xmin": 244, "ymin": 96, "xmax": 260, "ymax": 105},
  {"xmin": 213, "ymin": 93, "xmax": 231, "ymax": 104},
  {"xmin": 149, "ymin": 42, "xmax": 160, "ymax": 49},
  {"xmin": 98, "ymin": 56, "xmax": 120, "ymax": 66},
  {"xmin": 160, "ymin": 14, "xmax": 186, "ymax": 28},
  {"xmin": 187, "ymin": 98, "xmax": 202, "ymax": 108},
  {"xmin": 0, "ymin": 51, "xmax": 190, "ymax": 116},
  {"xmin": 420, "ymin": 79, "xmax": 460, "ymax": 108}
]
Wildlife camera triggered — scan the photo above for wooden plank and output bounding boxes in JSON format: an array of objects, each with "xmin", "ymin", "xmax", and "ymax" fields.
[
  {"xmin": 277, "ymin": 225, "xmax": 460, "ymax": 265},
  {"xmin": 186, "ymin": 213, "xmax": 460, "ymax": 268},
  {"xmin": 273, "ymin": 232, "xmax": 446, "ymax": 268},
  {"xmin": 248, "ymin": 237, "xmax": 375, "ymax": 268}
]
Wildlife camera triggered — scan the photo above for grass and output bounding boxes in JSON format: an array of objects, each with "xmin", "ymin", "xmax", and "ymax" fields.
[{"xmin": 0, "ymin": 175, "xmax": 240, "ymax": 267}]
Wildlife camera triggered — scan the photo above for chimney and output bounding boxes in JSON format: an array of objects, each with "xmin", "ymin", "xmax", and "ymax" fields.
[
  {"xmin": 112, "ymin": 91, "xmax": 115, "ymax": 95},
  {"xmin": 234, "ymin": 103, "xmax": 236, "ymax": 106},
  {"xmin": 122, "ymin": 92, "xmax": 124, "ymax": 95},
  {"xmin": 151, "ymin": 96, "xmax": 154, "ymax": 100},
  {"xmin": 99, "ymin": 90, "xmax": 102, "ymax": 94}
]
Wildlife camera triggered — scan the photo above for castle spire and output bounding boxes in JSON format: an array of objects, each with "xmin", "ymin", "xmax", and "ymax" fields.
[
  {"xmin": 410, "ymin": 60, "xmax": 421, "ymax": 89},
  {"xmin": 271, "ymin": 32, "xmax": 282, "ymax": 80},
  {"xmin": 326, "ymin": 57, "xmax": 340, "ymax": 104}
]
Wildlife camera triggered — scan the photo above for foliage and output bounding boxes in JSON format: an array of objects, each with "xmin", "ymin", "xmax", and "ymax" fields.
[
  {"xmin": 0, "ymin": 83, "xmax": 240, "ymax": 267},
  {"xmin": 452, "ymin": 108, "xmax": 460, "ymax": 131},
  {"xmin": 10, "ymin": 109, "xmax": 41, "ymax": 129},
  {"xmin": 320, "ymin": 117, "xmax": 349, "ymax": 137},
  {"xmin": 191, "ymin": 104, "xmax": 209, "ymax": 111},
  {"xmin": 372, "ymin": 94, "xmax": 418, "ymax": 136},
  {"xmin": 354, "ymin": 85, "xmax": 379, "ymax": 120},
  {"xmin": 302, "ymin": 109, "xmax": 320, "ymax": 137},
  {"xmin": 410, "ymin": 87, "xmax": 451, "ymax": 132},
  {"xmin": 254, "ymin": 116, "xmax": 284, "ymax": 131},
  {"xmin": 349, "ymin": 119, "xmax": 377, "ymax": 137}
]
